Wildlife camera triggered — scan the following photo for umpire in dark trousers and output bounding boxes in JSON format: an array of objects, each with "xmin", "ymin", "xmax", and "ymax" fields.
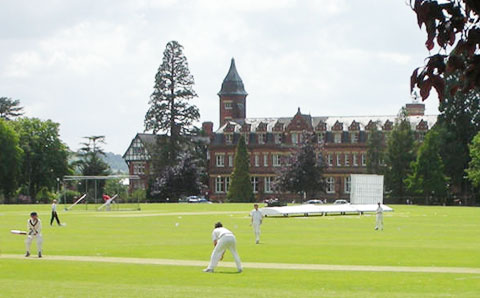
[{"xmin": 50, "ymin": 199, "xmax": 62, "ymax": 226}]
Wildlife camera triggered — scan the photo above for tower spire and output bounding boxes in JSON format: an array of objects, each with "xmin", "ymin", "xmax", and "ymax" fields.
[
  {"xmin": 218, "ymin": 58, "xmax": 248, "ymax": 96},
  {"xmin": 218, "ymin": 58, "xmax": 248, "ymax": 127}
]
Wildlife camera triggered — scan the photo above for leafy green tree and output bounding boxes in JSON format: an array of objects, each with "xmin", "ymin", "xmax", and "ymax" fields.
[
  {"xmin": 12, "ymin": 118, "xmax": 71, "ymax": 201},
  {"xmin": 385, "ymin": 110, "xmax": 416, "ymax": 199},
  {"xmin": 405, "ymin": 130, "xmax": 449, "ymax": 204},
  {"xmin": 75, "ymin": 136, "xmax": 111, "ymax": 200},
  {"xmin": 227, "ymin": 136, "xmax": 254, "ymax": 202},
  {"xmin": 0, "ymin": 119, "xmax": 23, "ymax": 202},
  {"xmin": 277, "ymin": 134, "xmax": 326, "ymax": 200},
  {"xmin": 366, "ymin": 124, "xmax": 385, "ymax": 175},
  {"xmin": 150, "ymin": 152, "xmax": 203, "ymax": 202},
  {"xmin": 189, "ymin": 128, "xmax": 210, "ymax": 187},
  {"xmin": 0, "ymin": 97, "xmax": 24, "ymax": 120},
  {"xmin": 130, "ymin": 188, "xmax": 146, "ymax": 203},
  {"xmin": 144, "ymin": 40, "xmax": 200, "ymax": 167},
  {"xmin": 104, "ymin": 179, "xmax": 128, "ymax": 198},
  {"xmin": 466, "ymin": 132, "xmax": 480, "ymax": 188},
  {"xmin": 75, "ymin": 136, "xmax": 110, "ymax": 176},
  {"xmin": 436, "ymin": 78, "xmax": 480, "ymax": 197}
]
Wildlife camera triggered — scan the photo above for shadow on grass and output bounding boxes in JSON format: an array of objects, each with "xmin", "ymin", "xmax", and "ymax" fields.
[{"xmin": 212, "ymin": 271, "xmax": 242, "ymax": 274}]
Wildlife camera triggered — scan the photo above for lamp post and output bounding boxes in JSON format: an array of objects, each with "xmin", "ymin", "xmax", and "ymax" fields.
[{"xmin": 56, "ymin": 177, "xmax": 60, "ymax": 201}]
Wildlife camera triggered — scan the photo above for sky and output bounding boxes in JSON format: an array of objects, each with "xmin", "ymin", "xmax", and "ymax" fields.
[{"xmin": 0, "ymin": 0, "xmax": 440, "ymax": 154}]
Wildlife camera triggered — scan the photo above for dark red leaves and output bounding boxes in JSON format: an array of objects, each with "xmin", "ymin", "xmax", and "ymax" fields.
[
  {"xmin": 419, "ymin": 78, "xmax": 432, "ymax": 100},
  {"xmin": 446, "ymin": 55, "xmax": 464, "ymax": 73},
  {"xmin": 411, "ymin": 68, "xmax": 420, "ymax": 92},
  {"xmin": 426, "ymin": 39, "xmax": 435, "ymax": 51},
  {"xmin": 427, "ymin": 54, "xmax": 447, "ymax": 74},
  {"xmin": 411, "ymin": 0, "xmax": 480, "ymax": 100},
  {"xmin": 430, "ymin": 75, "xmax": 446, "ymax": 101}
]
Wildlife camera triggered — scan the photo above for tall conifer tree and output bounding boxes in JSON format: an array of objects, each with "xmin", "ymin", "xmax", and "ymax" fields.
[
  {"xmin": 227, "ymin": 136, "xmax": 254, "ymax": 202},
  {"xmin": 144, "ymin": 41, "xmax": 199, "ymax": 167}
]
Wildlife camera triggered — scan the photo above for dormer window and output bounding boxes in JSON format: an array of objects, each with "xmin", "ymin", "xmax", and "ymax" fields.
[
  {"xmin": 291, "ymin": 133, "xmax": 298, "ymax": 144},
  {"xmin": 225, "ymin": 134, "xmax": 233, "ymax": 144},
  {"xmin": 417, "ymin": 131, "xmax": 426, "ymax": 141},
  {"xmin": 243, "ymin": 132, "xmax": 249, "ymax": 144},
  {"xmin": 258, "ymin": 133, "xmax": 267, "ymax": 144},
  {"xmin": 317, "ymin": 132, "xmax": 325, "ymax": 144},
  {"xmin": 242, "ymin": 132, "xmax": 250, "ymax": 145},
  {"xmin": 334, "ymin": 133, "xmax": 342, "ymax": 144},
  {"xmin": 291, "ymin": 133, "xmax": 303, "ymax": 145},
  {"xmin": 274, "ymin": 133, "xmax": 283, "ymax": 144},
  {"xmin": 351, "ymin": 132, "xmax": 358, "ymax": 144}
]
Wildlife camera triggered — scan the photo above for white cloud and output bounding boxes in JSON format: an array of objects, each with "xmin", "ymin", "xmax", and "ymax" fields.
[
  {"xmin": 378, "ymin": 52, "xmax": 411, "ymax": 65},
  {"xmin": 0, "ymin": 0, "xmax": 439, "ymax": 153}
]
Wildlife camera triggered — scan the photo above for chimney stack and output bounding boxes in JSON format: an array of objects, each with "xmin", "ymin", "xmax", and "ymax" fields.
[
  {"xmin": 405, "ymin": 103, "xmax": 425, "ymax": 116},
  {"xmin": 202, "ymin": 121, "xmax": 214, "ymax": 138}
]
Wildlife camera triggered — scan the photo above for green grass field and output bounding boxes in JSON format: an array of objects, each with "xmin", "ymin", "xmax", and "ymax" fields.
[{"xmin": 1, "ymin": 204, "xmax": 479, "ymax": 297}]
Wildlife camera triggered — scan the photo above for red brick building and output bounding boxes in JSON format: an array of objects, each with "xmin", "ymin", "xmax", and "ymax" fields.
[
  {"xmin": 206, "ymin": 59, "xmax": 437, "ymax": 202},
  {"xmin": 124, "ymin": 58, "xmax": 437, "ymax": 202}
]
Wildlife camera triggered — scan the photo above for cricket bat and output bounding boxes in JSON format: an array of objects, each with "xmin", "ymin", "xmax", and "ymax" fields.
[{"xmin": 10, "ymin": 230, "xmax": 27, "ymax": 235}]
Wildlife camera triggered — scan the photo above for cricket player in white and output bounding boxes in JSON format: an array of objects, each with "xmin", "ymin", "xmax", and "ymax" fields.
[
  {"xmin": 203, "ymin": 222, "xmax": 242, "ymax": 273},
  {"xmin": 250, "ymin": 203, "xmax": 263, "ymax": 244},
  {"xmin": 25, "ymin": 212, "xmax": 43, "ymax": 257},
  {"xmin": 375, "ymin": 202, "xmax": 383, "ymax": 231}
]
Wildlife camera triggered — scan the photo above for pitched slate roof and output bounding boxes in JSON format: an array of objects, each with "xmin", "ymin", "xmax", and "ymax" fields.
[
  {"xmin": 218, "ymin": 58, "xmax": 248, "ymax": 96},
  {"xmin": 215, "ymin": 115, "xmax": 438, "ymax": 133}
]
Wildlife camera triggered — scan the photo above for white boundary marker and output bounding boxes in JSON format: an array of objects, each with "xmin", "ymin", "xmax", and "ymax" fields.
[{"xmin": 1, "ymin": 254, "xmax": 479, "ymax": 274}]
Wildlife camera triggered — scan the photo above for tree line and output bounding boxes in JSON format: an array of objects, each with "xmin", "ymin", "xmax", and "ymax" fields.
[
  {"xmin": 0, "ymin": 97, "xmax": 129, "ymax": 204},
  {"xmin": 0, "ymin": 97, "xmax": 71, "ymax": 203}
]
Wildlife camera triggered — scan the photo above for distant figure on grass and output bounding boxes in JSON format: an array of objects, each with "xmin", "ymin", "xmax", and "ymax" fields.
[
  {"xmin": 375, "ymin": 202, "xmax": 383, "ymax": 231},
  {"xmin": 50, "ymin": 199, "xmax": 62, "ymax": 226},
  {"xmin": 250, "ymin": 203, "xmax": 263, "ymax": 244},
  {"xmin": 102, "ymin": 194, "xmax": 111, "ymax": 202},
  {"xmin": 102, "ymin": 194, "xmax": 114, "ymax": 211},
  {"xmin": 203, "ymin": 222, "xmax": 242, "ymax": 273},
  {"xmin": 25, "ymin": 212, "xmax": 43, "ymax": 258}
]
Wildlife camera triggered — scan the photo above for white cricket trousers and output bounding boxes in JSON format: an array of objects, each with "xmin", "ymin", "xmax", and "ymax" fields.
[
  {"xmin": 253, "ymin": 222, "xmax": 261, "ymax": 242},
  {"xmin": 207, "ymin": 235, "xmax": 242, "ymax": 271},
  {"xmin": 25, "ymin": 235, "xmax": 43, "ymax": 253},
  {"xmin": 376, "ymin": 214, "xmax": 383, "ymax": 230}
]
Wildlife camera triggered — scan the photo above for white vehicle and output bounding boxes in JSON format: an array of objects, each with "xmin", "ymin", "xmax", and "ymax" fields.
[
  {"xmin": 333, "ymin": 199, "xmax": 349, "ymax": 205},
  {"xmin": 305, "ymin": 199, "xmax": 323, "ymax": 204}
]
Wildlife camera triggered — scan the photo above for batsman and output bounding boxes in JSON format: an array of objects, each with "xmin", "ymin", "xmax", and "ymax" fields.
[{"xmin": 25, "ymin": 212, "xmax": 43, "ymax": 258}]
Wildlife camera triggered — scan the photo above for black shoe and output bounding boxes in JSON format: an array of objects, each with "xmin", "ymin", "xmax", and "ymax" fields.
[
  {"xmin": 38, "ymin": 252, "xmax": 42, "ymax": 258},
  {"xmin": 25, "ymin": 252, "xmax": 30, "ymax": 257}
]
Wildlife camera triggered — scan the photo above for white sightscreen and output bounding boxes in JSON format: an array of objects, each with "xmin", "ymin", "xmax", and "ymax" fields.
[{"xmin": 350, "ymin": 174, "xmax": 384, "ymax": 204}]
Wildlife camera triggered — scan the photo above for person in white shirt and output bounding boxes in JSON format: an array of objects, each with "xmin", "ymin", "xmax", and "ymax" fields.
[
  {"xmin": 50, "ymin": 199, "xmax": 62, "ymax": 226},
  {"xmin": 250, "ymin": 203, "xmax": 263, "ymax": 244},
  {"xmin": 25, "ymin": 212, "xmax": 43, "ymax": 258},
  {"xmin": 203, "ymin": 222, "xmax": 242, "ymax": 273},
  {"xmin": 375, "ymin": 202, "xmax": 383, "ymax": 231}
]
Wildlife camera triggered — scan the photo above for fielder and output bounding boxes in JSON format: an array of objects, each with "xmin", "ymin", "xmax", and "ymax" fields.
[
  {"xmin": 203, "ymin": 222, "xmax": 242, "ymax": 273},
  {"xmin": 25, "ymin": 212, "xmax": 43, "ymax": 257},
  {"xmin": 375, "ymin": 202, "xmax": 383, "ymax": 231},
  {"xmin": 250, "ymin": 203, "xmax": 263, "ymax": 244},
  {"xmin": 50, "ymin": 199, "xmax": 62, "ymax": 226}
]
